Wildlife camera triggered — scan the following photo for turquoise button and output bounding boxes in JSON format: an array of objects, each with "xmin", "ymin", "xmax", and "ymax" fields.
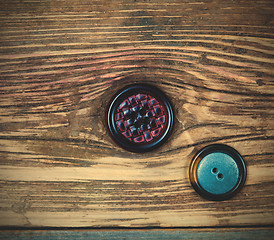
[
  {"xmin": 197, "ymin": 152, "xmax": 239, "ymax": 195},
  {"xmin": 189, "ymin": 144, "xmax": 247, "ymax": 201}
]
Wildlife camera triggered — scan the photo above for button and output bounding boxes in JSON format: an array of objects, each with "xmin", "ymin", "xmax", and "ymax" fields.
[
  {"xmin": 106, "ymin": 84, "xmax": 174, "ymax": 152},
  {"xmin": 189, "ymin": 144, "xmax": 246, "ymax": 201}
]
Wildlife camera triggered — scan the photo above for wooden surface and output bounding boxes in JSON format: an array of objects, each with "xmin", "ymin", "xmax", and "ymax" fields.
[
  {"xmin": 0, "ymin": 0, "xmax": 274, "ymax": 228},
  {"xmin": 1, "ymin": 228, "xmax": 274, "ymax": 240}
]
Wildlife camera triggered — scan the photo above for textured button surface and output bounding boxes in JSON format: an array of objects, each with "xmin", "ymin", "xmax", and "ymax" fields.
[
  {"xmin": 189, "ymin": 144, "xmax": 246, "ymax": 201},
  {"xmin": 106, "ymin": 84, "xmax": 174, "ymax": 152}
]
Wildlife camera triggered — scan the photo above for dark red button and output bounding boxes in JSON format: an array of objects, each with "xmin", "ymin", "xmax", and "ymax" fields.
[{"xmin": 106, "ymin": 84, "xmax": 174, "ymax": 152}]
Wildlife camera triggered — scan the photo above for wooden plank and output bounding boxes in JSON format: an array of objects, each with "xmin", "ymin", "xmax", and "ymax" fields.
[
  {"xmin": 0, "ymin": 229, "xmax": 274, "ymax": 240},
  {"xmin": 0, "ymin": 0, "xmax": 273, "ymax": 228}
]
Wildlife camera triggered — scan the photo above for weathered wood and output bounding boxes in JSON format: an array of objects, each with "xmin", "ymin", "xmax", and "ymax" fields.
[
  {"xmin": 1, "ymin": 229, "xmax": 274, "ymax": 240},
  {"xmin": 0, "ymin": 0, "xmax": 273, "ymax": 228}
]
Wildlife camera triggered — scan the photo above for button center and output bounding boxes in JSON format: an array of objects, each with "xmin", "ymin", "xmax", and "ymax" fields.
[{"xmin": 197, "ymin": 152, "xmax": 240, "ymax": 195}]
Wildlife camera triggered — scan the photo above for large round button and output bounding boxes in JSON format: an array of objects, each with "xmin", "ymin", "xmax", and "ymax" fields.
[
  {"xmin": 106, "ymin": 84, "xmax": 174, "ymax": 152},
  {"xmin": 189, "ymin": 144, "xmax": 247, "ymax": 201}
]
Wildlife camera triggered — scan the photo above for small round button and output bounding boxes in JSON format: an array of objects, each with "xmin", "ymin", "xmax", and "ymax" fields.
[
  {"xmin": 189, "ymin": 144, "xmax": 246, "ymax": 201},
  {"xmin": 106, "ymin": 84, "xmax": 174, "ymax": 152}
]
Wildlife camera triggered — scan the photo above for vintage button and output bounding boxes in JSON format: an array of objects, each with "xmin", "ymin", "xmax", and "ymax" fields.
[
  {"xmin": 106, "ymin": 84, "xmax": 174, "ymax": 152},
  {"xmin": 189, "ymin": 144, "xmax": 246, "ymax": 201}
]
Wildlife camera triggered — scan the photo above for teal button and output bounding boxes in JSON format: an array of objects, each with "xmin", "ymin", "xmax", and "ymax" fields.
[
  {"xmin": 189, "ymin": 144, "xmax": 247, "ymax": 201},
  {"xmin": 197, "ymin": 152, "xmax": 239, "ymax": 195}
]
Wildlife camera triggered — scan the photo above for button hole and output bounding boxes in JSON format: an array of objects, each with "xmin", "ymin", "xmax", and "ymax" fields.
[
  {"xmin": 218, "ymin": 173, "xmax": 223, "ymax": 179},
  {"xmin": 212, "ymin": 168, "xmax": 218, "ymax": 173}
]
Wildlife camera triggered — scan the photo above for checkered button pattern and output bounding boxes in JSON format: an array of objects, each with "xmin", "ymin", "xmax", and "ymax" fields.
[
  {"xmin": 115, "ymin": 93, "xmax": 166, "ymax": 143},
  {"xmin": 106, "ymin": 84, "xmax": 173, "ymax": 152}
]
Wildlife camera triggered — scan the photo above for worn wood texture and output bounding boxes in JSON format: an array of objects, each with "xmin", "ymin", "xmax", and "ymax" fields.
[
  {"xmin": 1, "ymin": 228, "xmax": 274, "ymax": 240},
  {"xmin": 0, "ymin": 0, "xmax": 273, "ymax": 228}
]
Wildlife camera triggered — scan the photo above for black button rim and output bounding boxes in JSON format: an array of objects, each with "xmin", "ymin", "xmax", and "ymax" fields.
[
  {"xmin": 189, "ymin": 144, "xmax": 247, "ymax": 201},
  {"xmin": 106, "ymin": 83, "xmax": 174, "ymax": 153}
]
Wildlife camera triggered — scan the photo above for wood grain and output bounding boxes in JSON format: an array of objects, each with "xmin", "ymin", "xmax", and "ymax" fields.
[
  {"xmin": 0, "ymin": 0, "xmax": 273, "ymax": 228},
  {"xmin": 1, "ymin": 229, "xmax": 274, "ymax": 240}
]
